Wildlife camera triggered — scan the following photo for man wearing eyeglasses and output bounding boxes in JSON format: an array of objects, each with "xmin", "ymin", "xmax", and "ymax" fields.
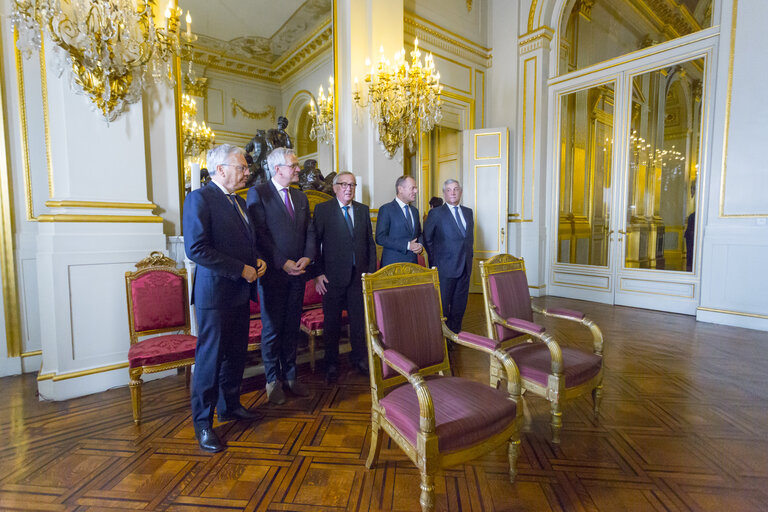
[
  {"xmin": 311, "ymin": 172, "xmax": 377, "ymax": 383},
  {"xmin": 184, "ymin": 144, "xmax": 268, "ymax": 453},
  {"xmin": 247, "ymin": 148, "xmax": 315, "ymax": 404}
]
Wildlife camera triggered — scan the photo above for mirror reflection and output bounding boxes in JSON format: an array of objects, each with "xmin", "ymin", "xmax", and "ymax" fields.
[{"xmin": 180, "ymin": 0, "xmax": 335, "ymax": 193}]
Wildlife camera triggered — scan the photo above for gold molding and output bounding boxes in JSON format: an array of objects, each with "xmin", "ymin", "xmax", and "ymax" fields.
[
  {"xmin": 39, "ymin": 38, "xmax": 53, "ymax": 198},
  {"xmin": 697, "ymin": 307, "xmax": 768, "ymax": 320},
  {"xmin": 45, "ymin": 200, "xmax": 157, "ymax": 210},
  {"xmin": 404, "ymin": 11, "xmax": 491, "ymax": 66},
  {"xmin": 14, "ymin": 27, "xmax": 35, "ymax": 222},
  {"xmin": 519, "ymin": 56, "xmax": 537, "ymax": 222},
  {"xmin": 174, "ymin": 55, "xmax": 185, "ymax": 235},
  {"xmin": 332, "ymin": 0, "xmax": 339, "ymax": 172},
  {"xmin": 37, "ymin": 214, "xmax": 164, "ymax": 223},
  {"xmin": 21, "ymin": 350, "xmax": 42, "ymax": 357},
  {"xmin": 528, "ymin": 0, "xmax": 539, "ymax": 32},
  {"xmin": 231, "ymin": 99, "xmax": 276, "ymax": 122},
  {"xmin": 36, "ymin": 361, "xmax": 130, "ymax": 382},
  {"xmin": 1, "ymin": 25, "xmax": 23, "ymax": 358},
  {"xmin": 718, "ymin": 0, "xmax": 765, "ymax": 217}
]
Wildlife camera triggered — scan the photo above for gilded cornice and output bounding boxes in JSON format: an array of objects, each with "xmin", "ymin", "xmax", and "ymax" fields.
[
  {"xmin": 519, "ymin": 27, "xmax": 554, "ymax": 55},
  {"xmin": 404, "ymin": 12, "xmax": 492, "ymax": 68},
  {"xmin": 632, "ymin": 0, "xmax": 702, "ymax": 38}
]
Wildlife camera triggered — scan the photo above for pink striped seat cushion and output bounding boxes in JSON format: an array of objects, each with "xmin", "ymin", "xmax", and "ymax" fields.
[
  {"xmin": 379, "ymin": 376, "xmax": 518, "ymax": 452},
  {"xmin": 300, "ymin": 308, "xmax": 349, "ymax": 332},
  {"xmin": 505, "ymin": 343, "xmax": 602, "ymax": 387},
  {"xmin": 248, "ymin": 319, "xmax": 263, "ymax": 349},
  {"xmin": 128, "ymin": 335, "xmax": 196, "ymax": 368}
]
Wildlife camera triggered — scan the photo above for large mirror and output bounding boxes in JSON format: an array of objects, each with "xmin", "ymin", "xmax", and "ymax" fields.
[{"xmin": 178, "ymin": 0, "xmax": 335, "ymax": 194}]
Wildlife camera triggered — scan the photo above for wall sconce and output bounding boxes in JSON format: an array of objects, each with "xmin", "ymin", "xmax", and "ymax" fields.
[
  {"xmin": 353, "ymin": 38, "xmax": 442, "ymax": 158},
  {"xmin": 309, "ymin": 76, "xmax": 334, "ymax": 145},
  {"xmin": 11, "ymin": 0, "xmax": 185, "ymax": 122}
]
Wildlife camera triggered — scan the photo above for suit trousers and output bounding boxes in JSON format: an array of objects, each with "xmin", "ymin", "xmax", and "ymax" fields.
[
  {"xmin": 322, "ymin": 270, "xmax": 367, "ymax": 369},
  {"xmin": 439, "ymin": 265, "xmax": 471, "ymax": 334},
  {"xmin": 191, "ymin": 303, "xmax": 250, "ymax": 430},
  {"xmin": 259, "ymin": 275, "xmax": 304, "ymax": 383}
]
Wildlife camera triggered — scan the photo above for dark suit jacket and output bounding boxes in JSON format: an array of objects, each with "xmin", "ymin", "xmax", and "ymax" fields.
[
  {"xmin": 375, "ymin": 199, "xmax": 422, "ymax": 265},
  {"xmin": 312, "ymin": 199, "xmax": 377, "ymax": 287},
  {"xmin": 183, "ymin": 182, "xmax": 263, "ymax": 309},
  {"xmin": 423, "ymin": 204, "xmax": 474, "ymax": 278},
  {"xmin": 247, "ymin": 181, "xmax": 315, "ymax": 283}
]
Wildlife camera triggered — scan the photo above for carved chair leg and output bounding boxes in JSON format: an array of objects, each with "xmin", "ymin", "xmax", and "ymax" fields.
[
  {"xmin": 592, "ymin": 383, "xmax": 603, "ymax": 417},
  {"xmin": 129, "ymin": 370, "xmax": 142, "ymax": 425},
  {"xmin": 550, "ymin": 399, "xmax": 563, "ymax": 444},
  {"xmin": 489, "ymin": 356, "xmax": 502, "ymax": 388},
  {"xmin": 309, "ymin": 332, "xmax": 316, "ymax": 373},
  {"xmin": 419, "ymin": 471, "xmax": 435, "ymax": 512},
  {"xmin": 508, "ymin": 437, "xmax": 521, "ymax": 483},
  {"xmin": 366, "ymin": 411, "xmax": 383, "ymax": 469}
]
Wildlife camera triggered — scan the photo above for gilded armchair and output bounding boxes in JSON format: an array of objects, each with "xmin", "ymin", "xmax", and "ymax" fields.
[
  {"xmin": 362, "ymin": 263, "xmax": 524, "ymax": 512},
  {"xmin": 479, "ymin": 254, "xmax": 604, "ymax": 443}
]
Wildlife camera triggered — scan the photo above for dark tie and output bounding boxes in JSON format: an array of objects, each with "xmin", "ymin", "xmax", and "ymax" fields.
[
  {"xmin": 282, "ymin": 188, "xmax": 295, "ymax": 219},
  {"xmin": 228, "ymin": 194, "xmax": 251, "ymax": 235},
  {"xmin": 343, "ymin": 205, "xmax": 354, "ymax": 237},
  {"xmin": 453, "ymin": 206, "xmax": 465, "ymax": 235},
  {"xmin": 403, "ymin": 204, "xmax": 414, "ymax": 235}
]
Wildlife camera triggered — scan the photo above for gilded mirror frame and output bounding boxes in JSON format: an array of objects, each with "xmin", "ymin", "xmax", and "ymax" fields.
[{"xmin": 174, "ymin": 0, "xmax": 339, "ymax": 229}]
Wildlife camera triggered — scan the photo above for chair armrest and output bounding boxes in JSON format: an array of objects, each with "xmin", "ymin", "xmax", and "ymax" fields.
[
  {"xmin": 490, "ymin": 310, "xmax": 565, "ymax": 375},
  {"xmin": 381, "ymin": 349, "xmax": 419, "ymax": 376},
  {"xmin": 532, "ymin": 304, "xmax": 604, "ymax": 356},
  {"xmin": 443, "ymin": 324, "xmax": 498, "ymax": 353}
]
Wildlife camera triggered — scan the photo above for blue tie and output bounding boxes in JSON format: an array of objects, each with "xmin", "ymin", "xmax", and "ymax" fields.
[
  {"xmin": 453, "ymin": 206, "xmax": 465, "ymax": 235},
  {"xmin": 343, "ymin": 205, "xmax": 354, "ymax": 237},
  {"xmin": 403, "ymin": 205, "xmax": 414, "ymax": 235}
]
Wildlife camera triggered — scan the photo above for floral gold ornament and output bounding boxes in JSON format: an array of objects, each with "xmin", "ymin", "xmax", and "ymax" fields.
[
  {"xmin": 231, "ymin": 99, "xmax": 276, "ymax": 122},
  {"xmin": 11, "ymin": 0, "xmax": 184, "ymax": 122},
  {"xmin": 309, "ymin": 76, "xmax": 334, "ymax": 145},
  {"xmin": 353, "ymin": 38, "xmax": 442, "ymax": 158}
]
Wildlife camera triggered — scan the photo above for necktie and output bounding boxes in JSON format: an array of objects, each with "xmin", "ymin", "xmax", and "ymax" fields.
[
  {"xmin": 282, "ymin": 188, "xmax": 295, "ymax": 219},
  {"xmin": 228, "ymin": 194, "xmax": 251, "ymax": 236},
  {"xmin": 453, "ymin": 206, "xmax": 465, "ymax": 235},
  {"xmin": 403, "ymin": 204, "xmax": 414, "ymax": 235},
  {"xmin": 343, "ymin": 205, "xmax": 354, "ymax": 237}
]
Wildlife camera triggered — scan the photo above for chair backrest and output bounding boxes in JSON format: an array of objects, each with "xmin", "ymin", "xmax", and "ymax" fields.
[
  {"xmin": 125, "ymin": 251, "xmax": 191, "ymax": 345},
  {"xmin": 362, "ymin": 263, "xmax": 450, "ymax": 396},
  {"xmin": 479, "ymin": 254, "xmax": 533, "ymax": 342},
  {"xmin": 302, "ymin": 279, "xmax": 323, "ymax": 309}
]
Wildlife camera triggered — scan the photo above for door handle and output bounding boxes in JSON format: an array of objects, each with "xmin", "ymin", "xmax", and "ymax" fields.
[
  {"xmin": 500, "ymin": 227, "xmax": 505, "ymax": 245},
  {"xmin": 618, "ymin": 229, "xmax": 627, "ymax": 235}
]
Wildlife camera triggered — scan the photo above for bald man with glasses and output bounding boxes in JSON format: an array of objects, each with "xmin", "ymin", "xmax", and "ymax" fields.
[{"xmin": 247, "ymin": 148, "xmax": 315, "ymax": 405}]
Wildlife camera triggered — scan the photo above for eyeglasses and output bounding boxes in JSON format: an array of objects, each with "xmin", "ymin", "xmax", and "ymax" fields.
[
  {"xmin": 280, "ymin": 163, "xmax": 301, "ymax": 170},
  {"xmin": 221, "ymin": 163, "xmax": 248, "ymax": 173},
  {"xmin": 337, "ymin": 182, "xmax": 357, "ymax": 189}
]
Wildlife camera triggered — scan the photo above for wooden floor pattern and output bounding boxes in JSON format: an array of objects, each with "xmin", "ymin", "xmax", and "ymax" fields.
[{"xmin": 2, "ymin": 295, "xmax": 768, "ymax": 511}]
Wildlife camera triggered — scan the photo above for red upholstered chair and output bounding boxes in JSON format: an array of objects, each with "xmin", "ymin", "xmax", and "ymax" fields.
[
  {"xmin": 125, "ymin": 252, "xmax": 196, "ymax": 425},
  {"xmin": 479, "ymin": 254, "xmax": 604, "ymax": 443},
  {"xmin": 362, "ymin": 263, "xmax": 523, "ymax": 512},
  {"xmin": 247, "ymin": 299, "xmax": 262, "ymax": 353},
  {"xmin": 300, "ymin": 279, "xmax": 349, "ymax": 371}
]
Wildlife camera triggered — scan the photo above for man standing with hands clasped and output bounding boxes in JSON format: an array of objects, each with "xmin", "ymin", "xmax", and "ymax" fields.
[
  {"xmin": 247, "ymin": 148, "xmax": 314, "ymax": 405},
  {"xmin": 423, "ymin": 179, "xmax": 474, "ymax": 336},
  {"xmin": 312, "ymin": 172, "xmax": 377, "ymax": 383},
  {"xmin": 184, "ymin": 144, "xmax": 267, "ymax": 453},
  {"xmin": 375, "ymin": 175, "xmax": 424, "ymax": 266}
]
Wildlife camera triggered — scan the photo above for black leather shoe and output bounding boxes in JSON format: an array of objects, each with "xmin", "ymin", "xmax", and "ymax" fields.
[
  {"xmin": 196, "ymin": 427, "xmax": 226, "ymax": 453},
  {"xmin": 355, "ymin": 360, "xmax": 369, "ymax": 376},
  {"xmin": 326, "ymin": 365, "xmax": 338, "ymax": 384},
  {"xmin": 218, "ymin": 406, "xmax": 264, "ymax": 422}
]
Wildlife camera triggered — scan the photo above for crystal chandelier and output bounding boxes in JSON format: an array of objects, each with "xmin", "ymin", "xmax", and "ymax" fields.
[
  {"xmin": 353, "ymin": 38, "xmax": 442, "ymax": 158},
  {"xmin": 11, "ymin": 0, "xmax": 184, "ymax": 122},
  {"xmin": 182, "ymin": 94, "xmax": 214, "ymax": 159},
  {"xmin": 309, "ymin": 77, "xmax": 334, "ymax": 145}
]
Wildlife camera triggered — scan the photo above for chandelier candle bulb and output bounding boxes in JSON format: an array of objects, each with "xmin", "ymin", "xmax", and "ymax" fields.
[{"xmin": 186, "ymin": 12, "xmax": 192, "ymax": 37}]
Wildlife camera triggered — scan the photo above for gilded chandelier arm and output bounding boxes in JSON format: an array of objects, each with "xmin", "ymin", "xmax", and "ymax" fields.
[
  {"xmin": 490, "ymin": 310, "xmax": 564, "ymax": 375},
  {"xmin": 533, "ymin": 304, "xmax": 604, "ymax": 356}
]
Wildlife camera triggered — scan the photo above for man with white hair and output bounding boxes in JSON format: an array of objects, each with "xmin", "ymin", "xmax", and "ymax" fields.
[{"xmin": 184, "ymin": 144, "xmax": 267, "ymax": 453}]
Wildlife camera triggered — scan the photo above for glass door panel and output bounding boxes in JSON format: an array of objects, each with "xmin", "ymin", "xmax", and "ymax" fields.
[
  {"xmin": 557, "ymin": 83, "xmax": 615, "ymax": 268},
  {"xmin": 625, "ymin": 58, "xmax": 703, "ymax": 272}
]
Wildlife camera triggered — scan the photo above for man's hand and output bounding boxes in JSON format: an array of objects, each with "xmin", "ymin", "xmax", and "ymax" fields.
[
  {"xmin": 282, "ymin": 259, "xmax": 306, "ymax": 276},
  {"xmin": 255, "ymin": 259, "xmax": 267, "ymax": 278},
  {"xmin": 408, "ymin": 239, "xmax": 424, "ymax": 254},
  {"xmin": 241, "ymin": 264, "xmax": 259, "ymax": 283},
  {"xmin": 314, "ymin": 274, "xmax": 329, "ymax": 295},
  {"xmin": 295, "ymin": 257, "xmax": 311, "ymax": 271}
]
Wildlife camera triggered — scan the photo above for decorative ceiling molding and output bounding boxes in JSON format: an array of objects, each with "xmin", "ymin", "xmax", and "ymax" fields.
[{"xmin": 403, "ymin": 12, "xmax": 492, "ymax": 68}]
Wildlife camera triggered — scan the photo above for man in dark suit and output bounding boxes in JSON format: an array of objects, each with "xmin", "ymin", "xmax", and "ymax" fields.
[
  {"xmin": 375, "ymin": 175, "xmax": 424, "ymax": 266},
  {"xmin": 247, "ymin": 148, "xmax": 314, "ymax": 405},
  {"xmin": 184, "ymin": 144, "xmax": 267, "ymax": 453},
  {"xmin": 423, "ymin": 179, "xmax": 474, "ymax": 334},
  {"xmin": 312, "ymin": 172, "xmax": 377, "ymax": 383}
]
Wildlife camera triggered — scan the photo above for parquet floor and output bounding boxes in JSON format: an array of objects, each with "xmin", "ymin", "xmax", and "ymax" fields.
[{"xmin": 2, "ymin": 296, "xmax": 768, "ymax": 511}]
